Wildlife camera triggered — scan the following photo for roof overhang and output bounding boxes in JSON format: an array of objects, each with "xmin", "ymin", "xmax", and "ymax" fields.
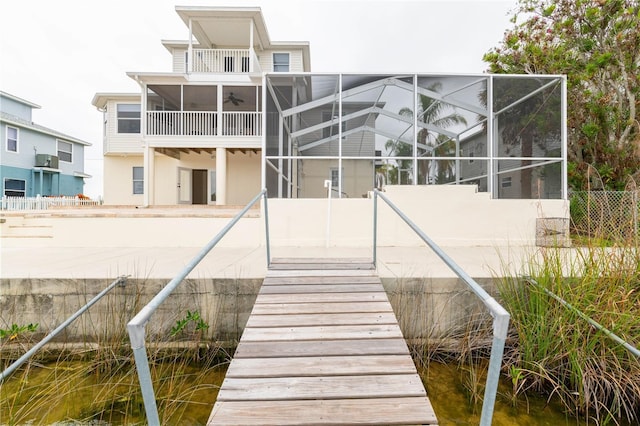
[
  {"xmin": 175, "ymin": 6, "xmax": 270, "ymax": 50},
  {"xmin": 91, "ymin": 93, "xmax": 141, "ymax": 109}
]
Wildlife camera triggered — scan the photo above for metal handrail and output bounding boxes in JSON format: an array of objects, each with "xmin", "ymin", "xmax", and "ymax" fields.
[
  {"xmin": 524, "ymin": 276, "xmax": 640, "ymax": 358},
  {"xmin": 372, "ymin": 189, "xmax": 510, "ymax": 426},
  {"xmin": 127, "ymin": 189, "xmax": 270, "ymax": 425},
  {"xmin": 0, "ymin": 275, "xmax": 128, "ymax": 382}
]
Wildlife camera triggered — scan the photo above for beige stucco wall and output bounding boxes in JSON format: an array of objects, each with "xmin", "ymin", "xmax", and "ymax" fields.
[
  {"xmin": 4, "ymin": 185, "xmax": 568, "ymax": 249},
  {"xmin": 227, "ymin": 150, "xmax": 261, "ymax": 205},
  {"xmin": 103, "ymin": 155, "xmax": 144, "ymax": 205}
]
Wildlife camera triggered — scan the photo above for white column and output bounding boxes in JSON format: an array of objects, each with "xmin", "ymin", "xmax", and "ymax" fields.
[
  {"xmin": 249, "ymin": 20, "xmax": 254, "ymax": 72},
  {"xmin": 188, "ymin": 18, "xmax": 193, "ymax": 73},
  {"xmin": 143, "ymin": 146, "xmax": 155, "ymax": 206},
  {"xmin": 216, "ymin": 147, "xmax": 227, "ymax": 205}
]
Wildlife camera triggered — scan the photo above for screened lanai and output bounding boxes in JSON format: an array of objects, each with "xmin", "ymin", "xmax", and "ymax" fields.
[{"xmin": 263, "ymin": 73, "xmax": 566, "ymax": 199}]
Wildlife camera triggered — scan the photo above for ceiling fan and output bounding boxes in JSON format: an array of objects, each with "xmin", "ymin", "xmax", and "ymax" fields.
[{"xmin": 224, "ymin": 92, "xmax": 244, "ymax": 106}]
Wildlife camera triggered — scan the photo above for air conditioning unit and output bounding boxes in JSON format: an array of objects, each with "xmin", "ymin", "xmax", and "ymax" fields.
[{"xmin": 35, "ymin": 154, "xmax": 59, "ymax": 168}]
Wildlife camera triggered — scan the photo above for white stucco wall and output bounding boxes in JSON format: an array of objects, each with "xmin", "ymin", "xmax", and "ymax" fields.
[{"xmin": 28, "ymin": 185, "xmax": 569, "ymax": 249}]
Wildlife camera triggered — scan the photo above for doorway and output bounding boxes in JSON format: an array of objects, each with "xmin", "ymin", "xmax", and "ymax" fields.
[
  {"xmin": 192, "ymin": 169, "xmax": 207, "ymax": 204},
  {"xmin": 177, "ymin": 168, "xmax": 208, "ymax": 204}
]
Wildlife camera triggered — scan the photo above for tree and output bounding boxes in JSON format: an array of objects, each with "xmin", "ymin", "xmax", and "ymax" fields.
[
  {"xmin": 483, "ymin": 0, "xmax": 640, "ymax": 190},
  {"xmin": 385, "ymin": 82, "xmax": 467, "ymax": 184}
]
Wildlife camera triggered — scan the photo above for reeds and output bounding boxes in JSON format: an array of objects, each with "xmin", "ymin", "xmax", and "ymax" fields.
[
  {"xmin": 498, "ymin": 238, "xmax": 640, "ymax": 425},
  {"xmin": 0, "ymin": 277, "xmax": 231, "ymax": 425}
]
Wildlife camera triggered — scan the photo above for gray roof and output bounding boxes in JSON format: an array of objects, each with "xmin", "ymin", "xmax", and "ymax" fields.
[{"xmin": 0, "ymin": 111, "xmax": 91, "ymax": 146}]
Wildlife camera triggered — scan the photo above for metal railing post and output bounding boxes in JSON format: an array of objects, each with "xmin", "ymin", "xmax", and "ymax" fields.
[
  {"xmin": 263, "ymin": 190, "xmax": 271, "ymax": 267},
  {"xmin": 0, "ymin": 275, "xmax": 128, "ymax": 382},
  {"xmin": 127, "ymin": 189, "xmax": 266, "ymax": 424},
  {"xmin": 373, "ymin": 191, "xmax": 378, "ymax": 268},
  {"xmin": 372, "ymin": 189, "xmax": 510, "ymax": 426}
]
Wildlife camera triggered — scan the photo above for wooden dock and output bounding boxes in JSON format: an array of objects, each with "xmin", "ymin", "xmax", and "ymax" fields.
[{"xmin": 208, "ymin": 258, "xmax": 438, "ymax": 425}]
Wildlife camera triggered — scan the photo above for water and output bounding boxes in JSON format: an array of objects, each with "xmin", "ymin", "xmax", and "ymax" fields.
[
  {"xmin": 1, "ymin": 359, "xmax": 599, "ymax": 425},
  {"xmin": 421, "ymin": 362, "xmax": 585, "ymax": 426}
]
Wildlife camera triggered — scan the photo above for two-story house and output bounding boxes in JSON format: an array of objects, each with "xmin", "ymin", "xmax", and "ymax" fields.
[
  {"xmin": 1, "ymin": 91, "xmax": 91, "ymax": 199},
  {"xmin": 92, "ymin": 6, "xmax": 310, "ymax": 206}
]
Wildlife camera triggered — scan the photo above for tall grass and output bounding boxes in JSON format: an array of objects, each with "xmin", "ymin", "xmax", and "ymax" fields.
[
  {"xmin": 498, "ymin": 240, "xmax": 640, "ymax": 425},
  {"xmin": 0, "ymin": 277, "xmax": 232, "ymax": 425}
]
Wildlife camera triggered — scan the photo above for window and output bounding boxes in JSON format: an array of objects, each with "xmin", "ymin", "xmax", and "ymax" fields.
[
  {"xmin": 4, "ymin": 178, "xmax": 26, "ymax": 197},
  {"xmin": 57, "ymin": 140, "xmax": 73, "ymax": 163},
  {"xmin": 133, "ymin": 167, "xmax": 144, "ymax": 194},
  {"xmin": 501, "ymin": 176, "xmax": 512, "ymax": 188},
  {"xmin": 117, "ymin": 104, "xmax": 141, "ymax": 133},
  {"xmin": 6, "ymin": 126, "xmax": 18, "ymax": 152},
  {"xmin": 273, "ymin": 53, "xmax": 290, "ymax": 72},
  {"xmin": 468, "ymin": 151, "xmax": 475, "ymax": 164}
]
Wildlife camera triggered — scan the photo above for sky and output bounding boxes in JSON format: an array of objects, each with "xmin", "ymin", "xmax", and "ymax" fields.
[{"xmin": 0, "ymin": 0, "xmax": 515, "ymax": 198}]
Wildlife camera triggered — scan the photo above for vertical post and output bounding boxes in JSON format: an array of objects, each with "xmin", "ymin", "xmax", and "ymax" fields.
[
  {"xmin": 561, "ymin": 75, "xmax": 568, "ymax": 200},
  {"xmin": 249, "ymin": 20, "xmax": 254, "ymax": 73},
  {"xmin": 131, "ymin": 344, "xmax": 161, "ymax": 426},
  {"xmin": 263, "ymin": 189, "xmax": 271, "ymax": 266},
  {"xmin": 338, "ymin": 73, "xmax": 343, "ymax": 198},
  {"xmin": 324, "ymin": 179, "xmax": 332, "ymax": 247},
  {"xmin": 413, "ymin": 74, "xmax": 418, "ymax": 184},
  {"xmin": 479, "ymin": 313, "xmax": 509, "ymax": 426},
  {"xmin": 487, "ymin": 76, "xmax": 495, "ymax": 197},
  {"xmin": 187, "ymin": 18, "xmax": 193, "ymax": 73},
  {"xmin": 216, "ymin": 147, "xmax": 227, "ymax": 205},
  {"xmin": 373, "ymin": 190, "xmax": 378, "ymax": 268}
]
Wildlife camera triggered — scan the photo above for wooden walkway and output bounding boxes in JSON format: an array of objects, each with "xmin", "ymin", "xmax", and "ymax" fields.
[{"xmin": 208, "ymin": 258, "xmax": 438, "ymax": 425}]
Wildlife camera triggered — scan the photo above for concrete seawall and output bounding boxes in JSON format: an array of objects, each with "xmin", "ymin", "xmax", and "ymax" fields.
[{"xmin": 0, "ymin": 274, "xmax": 498, "ymax": 345}]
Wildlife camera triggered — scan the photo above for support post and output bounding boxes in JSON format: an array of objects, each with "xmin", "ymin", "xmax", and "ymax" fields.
[{"xmin": 216, "ymin": 147, "xmax": 227, "ymax": 205}]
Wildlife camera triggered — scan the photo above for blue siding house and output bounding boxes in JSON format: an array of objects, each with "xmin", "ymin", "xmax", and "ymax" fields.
[{"xmin": 1, "ymin": 91, "xmax": 91, "ymax": 198}]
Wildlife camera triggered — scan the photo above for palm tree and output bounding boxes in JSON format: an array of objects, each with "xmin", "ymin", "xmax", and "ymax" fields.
[{"xmin": 386, "ymin": 82, "xmax": 467, "ymax": 184}]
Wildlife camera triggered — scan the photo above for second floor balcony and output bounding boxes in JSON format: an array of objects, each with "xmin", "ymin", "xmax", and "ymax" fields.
[
  {"xmin": 189, "ymin": 48, "xmax": 262, "ymax": 74},
  {"xmin": 146, "ymin": 111, "xmax": 262, "ymax": 137}
]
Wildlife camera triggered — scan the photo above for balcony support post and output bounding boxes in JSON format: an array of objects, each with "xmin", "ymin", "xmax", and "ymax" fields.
[
  {"xmin": 249, "ymin": 20, "xmax": 254, "ymax": 72},
  {"xmin": 187, "ymin": 18, "xmax": 193, "ymax": 73},
  {"xmin": 143, "ymin": 146, "xmax": 155, "ymax": 206},
  {"xmin": 216, "ymin": 147, "xmax": 227, "ymax": 205}
]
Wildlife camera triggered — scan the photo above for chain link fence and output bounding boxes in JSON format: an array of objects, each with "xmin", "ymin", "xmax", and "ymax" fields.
[{"xmin": 570, "ymin": 190, "xmax": 640, "ymax": 243}]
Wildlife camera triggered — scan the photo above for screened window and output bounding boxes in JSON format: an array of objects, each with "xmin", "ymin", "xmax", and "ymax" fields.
[
  {"xmin": 117, "ymin": 104, "xmax": 141, "ymax": 133},
  {"xmin": 501, "ymin": 176, "xmax": 512, "ymax": 188},
  {"xmin": 57, "ymin": 140, "xmax": 72, "ymax": 163},
  {"xmin": 133, "ymin": 167, "xmax": 144, "ymax": 194},
  {"xmin": 273, "ymin": 53, "xmax": 290, "ymax": 72},
  {"xmin": 6, "ymin": 126, "xmax": 18, "ymax": 152},
  {"xmin": 4, "ymin": 178, "xmax": 26, "ymax": 197}
]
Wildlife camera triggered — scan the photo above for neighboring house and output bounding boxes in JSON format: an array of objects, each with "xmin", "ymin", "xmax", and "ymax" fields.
[
  {"xmin": 0, "ymin": 91, "xmax": 91, "ymax": 198},
  {"xmin": 93, "ymin": 6, "xmax": 310, "ymax": 206}
]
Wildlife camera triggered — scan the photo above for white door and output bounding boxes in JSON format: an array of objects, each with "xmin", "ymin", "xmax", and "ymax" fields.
[{"xmin": 178, "ymin": 168, "xmax": 192, "ymax": 204}]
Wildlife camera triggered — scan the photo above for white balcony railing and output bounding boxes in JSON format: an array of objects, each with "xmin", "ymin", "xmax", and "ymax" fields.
[
  {"xmin": 146, "ymin": 111, "xmax": 261, "ymax": 137},
  {"xmin": 191, "ymin": 49, "xmax": 261, "ymax": 73}
]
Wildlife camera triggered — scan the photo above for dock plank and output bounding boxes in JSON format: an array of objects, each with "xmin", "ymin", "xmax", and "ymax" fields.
[
  {"xmin": 217, "ymin": 374, "xmax": 426, "ymax": 401},
  {"xmin": 254, "ymin": 292, "xmax": 389, "ymax": 304},
  {"xmin": 245, "ymin": 312, "xmax": 397, "ymax": 328},
  {"xmin": 233, "ymin": 338, "xmax": 411, "ymax": 358},
  {"xmin": 240, "ymin": 324, "xmax": 404, "ymax": 341},
  {"xmin": 225, "ymin": 355, "xmax": 418, "ymax": 378},
  {"xmin": 209, "ymin": 397, "xmax": 437, "ymax": 426},
  {"xmin": 250, "ymin": 301, "xmax": 393, "ymax": 315}
]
